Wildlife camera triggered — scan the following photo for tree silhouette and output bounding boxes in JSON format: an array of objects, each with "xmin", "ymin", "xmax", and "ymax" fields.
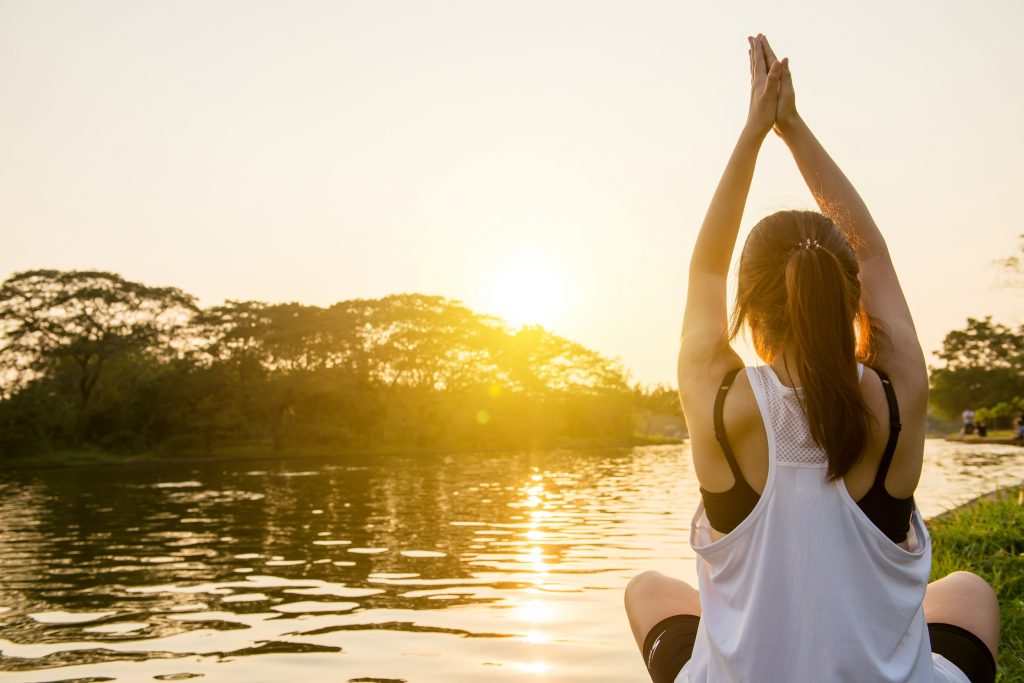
[
  {"xmin": 0, "ymin": 270, "xmax": 196, "ymax": 440},
  {"xmin": 0, "ymin": 270, "xmax": 682, "ymax": 459}
]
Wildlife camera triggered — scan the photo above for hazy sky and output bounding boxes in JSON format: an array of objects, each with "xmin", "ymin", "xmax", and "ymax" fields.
[{"xmin": 2, "ymin": 1, "xmax": 1022, "ymax": 385}]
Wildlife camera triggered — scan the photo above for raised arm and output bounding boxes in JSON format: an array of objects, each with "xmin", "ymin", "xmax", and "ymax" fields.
[
  {"xmin": 678, "ymin": 36, "xmax": 782, "ymax": 382},
  {"xmin": 762, "ymin": 38, "xmax": 927, "ymax": 388}
]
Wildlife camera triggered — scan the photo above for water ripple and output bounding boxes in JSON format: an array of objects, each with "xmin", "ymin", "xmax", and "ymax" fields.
[{"xmin": 0, "ymin": 442, "xmax": 1020, "ymax": 681}]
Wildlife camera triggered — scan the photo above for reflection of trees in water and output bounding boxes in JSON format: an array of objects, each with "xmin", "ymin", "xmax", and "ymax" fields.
[
  {"xmin": 1, "ymin": 444, "xmax": 1021, "ymax": 673},
  {"xmin": 0, "ymin": 478, "xmax": 50, "ymax": 643},
  {"xmin": 0, "ymin": 447, "xmax": 664, "ymax": 657}
]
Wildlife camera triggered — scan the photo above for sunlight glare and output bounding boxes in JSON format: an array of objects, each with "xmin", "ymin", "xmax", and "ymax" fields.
[
  {"xmin": 486, "ymin": 253, "xmax": 568, "ymax": 328},
  {"xmin": 514, "ymin": 661, "xmax": 551, "ymax": 674},
  {"xmin": 518, "ymin": 599, "xmax": 551, "ymax": 623}
]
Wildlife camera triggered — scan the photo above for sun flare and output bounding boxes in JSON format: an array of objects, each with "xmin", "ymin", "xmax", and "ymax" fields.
[{"xmin": 486, "ymin": 255, "xmax": 568, "ymax": 329}]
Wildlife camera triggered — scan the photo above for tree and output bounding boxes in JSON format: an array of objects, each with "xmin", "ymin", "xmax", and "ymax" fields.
[
  {"xmin": 996, "ymin": 233, "xmax": 1024, "ymax": 291},
  {"xmin": 0, "ymin": 270, "xmax": 651, "ymax": 457},
  {"xmin": 0, "ymin": 270, "xmax": 196, "ymax": 440},
  {"xmin": 929, "ymin": 317, "xmax": 1024, "ymax": 421}
]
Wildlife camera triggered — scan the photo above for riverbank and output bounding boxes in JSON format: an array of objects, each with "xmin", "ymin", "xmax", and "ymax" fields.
[
  {"xmin": 0, "ymin": 434, "xmax": 684, "ymax": 471},
  {"xmin": 944, "ymin": 434, "xmax": 1022, "ymax": 446},
  {"xmin": 928, "ymin": 485, "xmax": 1023, "ymax": 681}
]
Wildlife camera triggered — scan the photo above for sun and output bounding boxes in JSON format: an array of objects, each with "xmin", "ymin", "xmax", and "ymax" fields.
[{"xmin": 486, "ymin": 254, "xmax": 568, "ymax": 329}]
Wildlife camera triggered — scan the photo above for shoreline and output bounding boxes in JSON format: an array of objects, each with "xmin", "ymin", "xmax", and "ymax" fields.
[
  {"xmin": 0, "ymin": 437, "xmax": 685, "ymax": 472},
  {"xmin": 926, "ymin": 481, "xmax": 1024, "ymax": 523},
  {"xmin": 944, "ymin": 435, "xmax": 1023, "ymax": 446}
]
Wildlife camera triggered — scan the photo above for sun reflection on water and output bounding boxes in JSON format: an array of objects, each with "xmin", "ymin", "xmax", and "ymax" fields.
[
  {"xmin": 514, "ymin": 661, "xmax": 552, "ymax": 674},
  {"xmin": 517, "ymin": 599, "xmax": 552, "ymax": 623},
  {"xmin": 0, "ymin": 443, "xmax": 1014, "ymax": 681}
]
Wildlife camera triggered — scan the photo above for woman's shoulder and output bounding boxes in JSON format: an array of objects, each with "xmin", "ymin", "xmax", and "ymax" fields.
[
  {"xmin": 858, "ymin": 364, "xmax": 927, "ymax": 498},
  {"xmin": 677, "ymin": 345, "xmax": 744, "ymax": 407},
  {"xmin": 863, "ymin": 361, "xmax": 928, "ymax": 417}
]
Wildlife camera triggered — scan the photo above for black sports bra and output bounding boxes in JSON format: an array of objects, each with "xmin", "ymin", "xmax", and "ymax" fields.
[{"xmin": 699, "ymin": 366, "xmax": 914, "ymax": 544}]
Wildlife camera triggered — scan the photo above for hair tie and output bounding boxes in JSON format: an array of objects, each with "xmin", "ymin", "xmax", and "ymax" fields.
[{"xmin": 797, "ymin": 238, "xmax": 821, "ymax": 250}]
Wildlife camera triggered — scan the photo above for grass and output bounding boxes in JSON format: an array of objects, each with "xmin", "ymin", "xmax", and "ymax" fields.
[{"xmin": 929, "ymin": 486, "xmax": 1024, "ymax": 681}]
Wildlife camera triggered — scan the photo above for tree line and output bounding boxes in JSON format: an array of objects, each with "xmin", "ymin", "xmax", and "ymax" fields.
[
  {"xmin": 0, "ymin": 270, "xmax": 683, "ymax": 459},
  {"xmin": 929, "ymin": 317, "xmax": 1024, "ymax": 428}
]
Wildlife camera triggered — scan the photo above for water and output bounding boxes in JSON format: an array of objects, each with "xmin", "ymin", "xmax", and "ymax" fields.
[{"xmin": 0, "ymin": 440, "xmax": 1021, "ymax": 682}]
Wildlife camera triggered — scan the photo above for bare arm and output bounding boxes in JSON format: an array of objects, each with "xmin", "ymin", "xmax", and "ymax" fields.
[
  {"xmin": 678, "ymin": 36, "xmax": 782, "ymax": 381},
  {"xmin": 677, "ymin": 35, "xmax": 782, "ymax": 497},
  {"xmin": 779, "ymin": 118, "xmax": 886, "ymax": 260},
  {"xmin": 680, "ymin": 128, "xmax": 766, "ymax": 360},
  {"xmin": 763, "ymin": 41, "xmax": 927, "ymax": 388}
]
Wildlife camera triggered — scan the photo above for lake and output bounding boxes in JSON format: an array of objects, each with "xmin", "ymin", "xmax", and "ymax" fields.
[{"xmin": 1, "ymin": 440, "xmax": 1021, "ymax": 682}]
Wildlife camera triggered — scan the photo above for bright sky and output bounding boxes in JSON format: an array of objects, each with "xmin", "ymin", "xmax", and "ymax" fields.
[{"xmin": 2, "ymin": 1, "xmax": 1022, "ymax": 385}]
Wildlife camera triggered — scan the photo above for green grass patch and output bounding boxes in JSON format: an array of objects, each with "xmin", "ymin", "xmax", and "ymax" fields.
[{"xmin": 930, "ymin": 487, "xmax": 1024, "ymax": 681}]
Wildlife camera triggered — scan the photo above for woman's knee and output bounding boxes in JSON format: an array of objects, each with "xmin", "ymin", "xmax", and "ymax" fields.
[
  {"xmin": 954, "ymin": 571, "xmax": 995, "ymax": 595},
  {"xmin": 937, "ymin": 571, "xmax": 998, "ymax": 606},
  {"xmin": 624, "ymin": 570, "xmax": 700, "ymax": 649},
  {"xmin": 624, "ymin": 570, "xmax": 665, "ymax": 608},
  {"xmin": 925, "ymin": 570, "xmax": 1000, "ymax": 658}
]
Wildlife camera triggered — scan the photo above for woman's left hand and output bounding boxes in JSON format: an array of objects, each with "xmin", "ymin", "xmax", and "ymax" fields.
[{"xmin": 745, "ymin": 34, "xmax": 783, "ymax": 138}]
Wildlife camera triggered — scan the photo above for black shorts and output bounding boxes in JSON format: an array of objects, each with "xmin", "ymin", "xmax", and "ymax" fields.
[
  {"xmin": 640, "ymin": 616, "xmax": 996, "ymax": 683},
  {"xmin": 641, "ymin": 614, "xmax": 699, "ymax": 683},
  {"xmin": 929, "ymin": 622, "xmax": 996, "ymax": 683}
]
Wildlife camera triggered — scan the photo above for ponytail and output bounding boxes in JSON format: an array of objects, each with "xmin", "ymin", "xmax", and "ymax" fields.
[
  {"xmin": 732, "ymin": 211, "xmax": 875, "ymax": 481},
  {"xmin": 784, "ymin": 243, "xmax": 870, "ymax": 480}
]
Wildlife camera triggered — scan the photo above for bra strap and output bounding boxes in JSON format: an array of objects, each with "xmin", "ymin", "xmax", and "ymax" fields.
[
  {"xmin": 871, "ymin": 368, "xmax": 902, "ymax": 491},
  {"xmin": 713, "ymin": 366, "xmax": 746, "ymax": 484}
]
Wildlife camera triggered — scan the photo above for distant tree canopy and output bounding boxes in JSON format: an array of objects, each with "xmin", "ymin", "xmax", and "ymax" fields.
[
  {"xmin": 0, "ymin": 270, "xmax": 681, "ymax": 458},
  {"xmin": 929, "ymin": 316, "xmax": 1024, "ymax": 422},
  {"xmin": 0, "ymin": 271, "xmax": 196, "ymax": 430},
  {"xmin": 996, "ymin": 233, "xmax": 1024, "ymax": 291}
]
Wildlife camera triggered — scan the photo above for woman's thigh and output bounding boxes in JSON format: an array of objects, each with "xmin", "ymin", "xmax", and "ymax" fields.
[{"xmin": 623, "ymin": 570, "xmax": 701, "ymax": 650}]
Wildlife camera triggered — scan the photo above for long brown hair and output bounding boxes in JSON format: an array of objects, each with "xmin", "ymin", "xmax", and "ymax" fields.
[{"xmin": 730, "ymin": 210, "xmax": 874, "ymax": 480}]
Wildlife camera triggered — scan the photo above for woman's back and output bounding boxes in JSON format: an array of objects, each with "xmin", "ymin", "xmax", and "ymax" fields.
[
  {"xmin": 702, "ymin": 359, "xmax": 925, "ymax": 546},
  {"xmin": 679, "ymin": 365, "xmax": 934, "ymax": 682}
]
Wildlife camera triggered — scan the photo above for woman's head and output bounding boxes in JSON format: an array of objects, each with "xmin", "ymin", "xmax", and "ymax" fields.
[{"xmin": 731, "ymin": 210, "xmax": 873, "ymax": 479}]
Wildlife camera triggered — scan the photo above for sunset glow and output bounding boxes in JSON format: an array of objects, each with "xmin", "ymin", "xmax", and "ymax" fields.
[
  {"xmin": 3, "ymin": 3, "xmax": 1022, "ymax": 385},
  {"xmin": 3, "ymin": 3, "xmax": 1024, "ymax": 683},
  {"xmin": 485, "ymin": 254, "xmax": 568, "ymax": 329}
]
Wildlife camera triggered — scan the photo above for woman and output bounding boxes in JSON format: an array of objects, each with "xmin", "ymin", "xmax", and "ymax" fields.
[{"xmin": 624, "ymin": 35, "xmax": 1000, "ymax": 683}]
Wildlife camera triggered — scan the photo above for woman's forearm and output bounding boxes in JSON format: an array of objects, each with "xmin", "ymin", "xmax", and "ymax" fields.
[
  {"xmin": 780, "ymin": 116, "xmax": 889, "ymax": 261},
  {"xmin": 689, "ymin": 126, "xmax": 767, "ymax": 277}
]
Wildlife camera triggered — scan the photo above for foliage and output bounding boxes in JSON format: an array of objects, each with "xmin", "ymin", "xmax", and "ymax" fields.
[
  {"xmin": 0, "ymin": 270, "xmax": 681, "ymax": 459},
  {"xmin": 0, "ymin": 270, "xmax": 197, "ymax": 440},
  {"xmin": 930, "ymin": 488, "xmax": 1024, "ymax": 682},
  {"xmin": 928, "ymin": 317, "xmax": 1024, "ymax": 421},
  {"xmin": 996, "ymin": 233, "xmax": 1024, "ymax": 292}
]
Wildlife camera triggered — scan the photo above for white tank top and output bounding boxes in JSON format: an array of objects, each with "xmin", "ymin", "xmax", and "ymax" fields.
[{"xmin": 677, "ymin": 364, "xmax": 942, "ymax": 683}]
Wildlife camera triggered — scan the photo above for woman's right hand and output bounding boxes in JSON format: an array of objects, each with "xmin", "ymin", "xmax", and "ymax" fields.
[
  {"xmin": 759, "ymin": 36, "xmax": 800, "ymax": 136},
  {"xmin": 745, "ymin": 34, "xmax": 784, "ymax": 138}
]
